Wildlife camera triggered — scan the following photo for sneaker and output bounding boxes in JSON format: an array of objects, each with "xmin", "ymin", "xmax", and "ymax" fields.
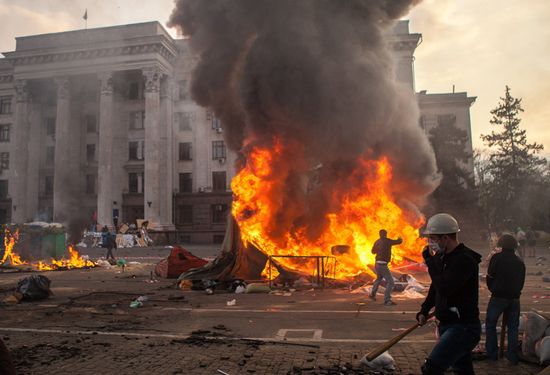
[
  {"xmin": 384, "ymin": 300, "xmax": 397, "ymax": 306},
  {"xmin": 369, "ymin": 295, "xmax": 376, "ymax": 301}
]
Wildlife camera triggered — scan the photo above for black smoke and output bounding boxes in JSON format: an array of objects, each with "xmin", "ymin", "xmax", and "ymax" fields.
[{"xmin": 168, "ymin": 0, "xmax": 438, "ymax": 240}]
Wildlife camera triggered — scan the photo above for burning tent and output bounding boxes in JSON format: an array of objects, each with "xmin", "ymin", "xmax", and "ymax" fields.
[{"xmin": 169, "ymin": 0, "xmax": 438, "ymax": 282}]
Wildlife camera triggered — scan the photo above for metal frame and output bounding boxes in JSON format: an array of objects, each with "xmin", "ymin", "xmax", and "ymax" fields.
[{"xmin": 267, "ymin": 255, "xmax": 337, "ymax": 289}]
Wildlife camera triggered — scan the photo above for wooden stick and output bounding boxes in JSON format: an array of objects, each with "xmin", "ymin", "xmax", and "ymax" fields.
[{"xmin": 365, "ymin": 314, "xmax": 433, "ymax": 361}]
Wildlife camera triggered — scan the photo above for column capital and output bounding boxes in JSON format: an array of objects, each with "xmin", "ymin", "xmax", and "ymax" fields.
[
  {"xmin": 143, "ymin": 67, "xmax": 161, "ymax": 94},
  {"xmin": 54, "ymin": 76, "xmax": 71, "ymax": 100},
  {"xmin": 98, "ymin": 72, "xmax": 114, "ymax": 96},
  {"xmin": 14, "ymin": 79, "xmax": 29, "ymax": 103}
]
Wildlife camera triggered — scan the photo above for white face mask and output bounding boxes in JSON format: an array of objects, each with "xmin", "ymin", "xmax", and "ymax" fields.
[{"xmin": 428, "ymin": 238, "xmax": 444, "ymax": 255}]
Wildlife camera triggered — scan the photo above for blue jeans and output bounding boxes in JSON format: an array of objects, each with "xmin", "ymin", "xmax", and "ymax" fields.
[
  {"xmin": 423, "ymin": 321, "xmax": 481, "ymax": 375},
  {"xmin": 370, "ymin": 262, "xmax": 394, "ymax": 303},
  {"xmin": 485, "ymin": 296, "xmax": 520, "ymax": 363}
]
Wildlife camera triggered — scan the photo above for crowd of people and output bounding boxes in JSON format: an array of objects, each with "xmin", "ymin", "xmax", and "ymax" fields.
[{"xmin": 371, "ymin": 213, "xmax": 529, "ymax": 374}]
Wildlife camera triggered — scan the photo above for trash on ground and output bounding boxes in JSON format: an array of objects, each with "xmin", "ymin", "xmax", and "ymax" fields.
[
  {"xmin": 15, "ymin": 275, "xmax": 52, "ymax": 301},
  {"xmin": 359, "ymin": 351, "xmax": 395, "ymax": 370},
  {"xmin": 522, "ymin": 311, "xmax": 549, "ymax": 357},
  {"xmin": 226, "ymin": 299, "xmax": 237, "ymax": 306},
  {"xmin": 245, "ymin": 283, "xmax": 271, "ymax": 293},
  {"xmin": 235, "ymin": 285, "xmax": 246, "ymax": 294}
]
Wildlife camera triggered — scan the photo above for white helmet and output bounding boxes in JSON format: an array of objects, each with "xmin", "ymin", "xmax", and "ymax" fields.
[{"xmin": 423, "ymin": 213, "xmax": 460, "ymax": 235}]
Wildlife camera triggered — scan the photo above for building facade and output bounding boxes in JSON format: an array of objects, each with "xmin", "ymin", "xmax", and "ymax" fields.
[{"xmin": 0, "ymin": 21, "xmax": 475, "ymax": 243}]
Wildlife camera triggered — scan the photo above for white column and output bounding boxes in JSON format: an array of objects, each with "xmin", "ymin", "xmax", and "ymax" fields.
[
  {"xmin": 96, "ymin": 72, "xmax": 114, "ymax": 229},
  {"xmin": 143, "ymin": 67, "xmax": 161, "ymax": 228},
  {"xmin": 158, "ymin": 77, "xmax": 175, "ymax": 230},
  {"xmin": 10, "ymin": 79, "xmax": 30, "ymax": 222},
  {"xmin": 52, "ymin": 76, "xmax": 72, "ymax": 223},
  {"xmin": 26, "ymin": 102, "xmax": 41, "ymax": 220}
]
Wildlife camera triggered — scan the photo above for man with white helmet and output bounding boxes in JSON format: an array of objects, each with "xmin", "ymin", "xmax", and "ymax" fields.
[{"xmin": 416, "ymin": 213, "xmax": 482, "ymax": 375}]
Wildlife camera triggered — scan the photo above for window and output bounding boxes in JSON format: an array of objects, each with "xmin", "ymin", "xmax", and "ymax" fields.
[
  {"xmin": 178, "ymin": 205, "xmax": 193, "ymax": 225},
  {"xmin": 85, "ymin": 174, "xmax": 96, "ymax": 195},
  {"xmin": 0, "ymin": 180, "xmax": 7, "ymax": 198},
  {"xmin": 46, "ymin": 146, "xmax": 55, "ymax": 164},
  {"xmin": 129, "ymin": 111, "xmax": 145, "ymax": 130},
  {"xmin": 213, "ymin": 234, "xmax": 225, "ymax": 244},
  {"xmin": 179, "ymin": 173, "xmax": 192, "ymax": 193},
  {"xmin": 44, "ymin": 176, "xmax": 54, "ymax": 195},
  {"xmin": 211, "ymin": 204, "xmax": 228, "ymax": 224},
  {"xmin": 86, "ymin": 144, "xmax": 96, "ymax": 162},
  {"xmin": 45, "ymin": 117, "xmax": 56, "ymax": 136},
  {"xmin": 86, "ymin": 114, "xmax": 97, "ymax": 133},
  {"xmin": 0, "ymin": 153, "xmax": 8, "ymax": 170},
  {"xmin": 207, "ymin": 110, "xmax": 222, "ymax": 131},
  {"xmin": 128, "ymin": 172, "xmax": 144, "ymax": 193},
  {"xmin": 212, "ymin": 171, "xmax": 226, "ymax": 192},
  {"xmin": 437, "ymin": 114, "xmax": 457, "ymax": 128},
  {"xmin": 175, "ymin": 112, "xmax": 192, "ymax": 131},
  {"xmin": 128, "ymin": 81, "xmax": 142, "ymax": 100},
  {"xmin": 178, "ymin": 80, "xmax": 188, "ymax": 100},
  {"xmin": 179, "ymin": 142, "xmax": 192, "ymax": 161},
  {"xmin": 0, "ymin": 97, "xmax": 11, "ymax": 114},
  {"xmin": 212, "ymin": 140, "xmax": 226, "ymax": 159},
  {"xmin": 129, "ymin": 141, "xmax": 144, "ymax": 160},
  {"xmin": 0, "ymin": 125, "xmax": 10, "ymax": 142}
]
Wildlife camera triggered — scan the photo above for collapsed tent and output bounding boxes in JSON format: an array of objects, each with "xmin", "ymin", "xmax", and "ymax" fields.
[
  {"xmin": 178, "ymin": 216, "xmax": 268, "ymax": 281},
  {"xmin": 154, "ymin": 246, "xmax": 208, "ymax": 279}
]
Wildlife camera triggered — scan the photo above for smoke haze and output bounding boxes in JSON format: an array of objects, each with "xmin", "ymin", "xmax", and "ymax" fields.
[{"xmin": 168, "ymin": 0, "xmax": 438, "ymax": 240}]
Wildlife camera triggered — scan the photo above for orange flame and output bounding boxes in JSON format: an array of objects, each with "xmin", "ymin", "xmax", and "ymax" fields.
[
  {"xmin": 231, "ymin": 141, "xmax": 425, "ymax": 279},
  {"xmin": 1, "ymin": 228, "xmax": 92, "ymax": 271}
]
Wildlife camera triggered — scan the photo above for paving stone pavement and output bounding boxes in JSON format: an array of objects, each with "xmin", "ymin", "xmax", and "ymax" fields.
[{"xmin": 2, "ymin": 330, "xmax": 544, "ymax": 375}]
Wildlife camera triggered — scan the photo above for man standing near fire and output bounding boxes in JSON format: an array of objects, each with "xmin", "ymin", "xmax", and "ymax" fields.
[
  {"xmin": 416, "ymin": 213, "xmax": 482, "ymax": 375},
  {"xmin": 369, "ymin": 229, "xmax": 402, "ymax": 306}
]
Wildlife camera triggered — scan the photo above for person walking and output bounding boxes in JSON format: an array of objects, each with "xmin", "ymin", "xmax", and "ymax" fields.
[
  {"xmin": 369, "ymin": 229, "xmax": 402, "ymax": 306},
  {"xmin": 416, "ymin": 213, "xmax": 482, "ymax": 375},
  {"xmin": 485, "ymin": 234, "xmax": 525, "ymax": 365}
]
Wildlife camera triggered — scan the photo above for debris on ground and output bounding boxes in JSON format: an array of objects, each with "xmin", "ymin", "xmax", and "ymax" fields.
[
  {"xmin": 154, "ymin": 246, "xmax": 207, "ymax": 279},
  {"xmin": 245, "ymin": 283, "xmax": 271, "ymax": 293},
  {"xmin": 359, "ymin": 351, "xmax": 396, "ymax": 370},
  {"xmin": 15, "ymin": 275, "xmax": 52, "ymax": 301},
  {"xmin": 226, "ymin": 299, "xmax": 237, "ymax": 306}
]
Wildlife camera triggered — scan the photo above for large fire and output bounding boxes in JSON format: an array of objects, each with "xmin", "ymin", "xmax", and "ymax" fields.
[
  {"xmin": 0, "ymin": 228, "xmax": 93, "ymax": 271},
  {"xmin": 231, "ymin": 140, "xmax": 426, "ymax": 280}
]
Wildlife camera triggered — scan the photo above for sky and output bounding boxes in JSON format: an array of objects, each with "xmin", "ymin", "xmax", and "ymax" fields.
[{"xmin": 0, "ymin": 0, "xmax": 548, "ymax": 157}]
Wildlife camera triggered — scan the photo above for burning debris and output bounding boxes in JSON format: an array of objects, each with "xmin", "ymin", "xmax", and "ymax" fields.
[
  {"xmin": 169, "ymin": 0, "xmax": 438, "ymax": 279},
  {"xmin": 0, "ymin": 225, "xmax": 95, "ymax": 271}
]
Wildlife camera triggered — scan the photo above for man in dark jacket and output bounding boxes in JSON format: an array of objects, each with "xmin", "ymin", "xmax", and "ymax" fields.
[
  {"xmin": 485, "ymin": 234, "xmax": 525, "ymax": 364},
  {"xmin": 369, "ymin": 229, "xmax": 402, "ymax": 306},
  {"xmin": 416, "ymin": 213, "xmax": 482, "ymax": 375}
]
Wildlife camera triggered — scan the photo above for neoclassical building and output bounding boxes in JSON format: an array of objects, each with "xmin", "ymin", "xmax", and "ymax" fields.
[{"xmin": 0, "ymin": 20, "xmax": 475, "ymax": 243}]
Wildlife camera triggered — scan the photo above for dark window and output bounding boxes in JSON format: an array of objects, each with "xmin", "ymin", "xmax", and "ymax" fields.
[
  {"xmin": 178, "ymin": 205, "xmax": 193, "ymax": 225},
  {"xmin": 0, "ymin": 180, "xmax": 7, "ymax": 198},
  {"xmin": 179, "ymin": 173, "xmax": 192, "ymax": 193},
  {"xmin": 176, "ymin": 112, "xmax": 192, "ymax": 131},
  {"xmin": 213, "ymin": 234, "xmax": 225, "ymax": 244},
  {"xmin": 0, "ymin": 153, "xmax": 8, "ymax": 170},
  {"xmin": 419, "ymin": 115, "xmax": 426, "ymax": 131},
  {"xmin": 46, "ymin": 146, "xmax": 55, "ymax": 164},
  {"xmin": 129, "ymin": 141, "xmax": 144, "ymax": 160},
  {"xmin": 44, "ymin": 176, "xmax": 54, "ymax": 195},
  {"xmin": 178, "ymin": 234, "xmax": 191, "ymax": 243},
  {"xmin": 86, "ymin": 114, "xmax": 97, "ymax": 133},
  {"xmin": 45, "ymin": 117, "xmax": 56, "ymax": 136},
  {"xmin": 128, "ymin": 82, "xmax": 142, "ymax": 100},
  {"xmin": 128, "ymin": 172, "xmax": 143, "ymax": 193},
  {"xmin": 0, "ymin": 97, "xmax": 11, "ymax": 114},
  {"xmin": 85, "ymin": 174, "xmax": 96, "ymax": 194},
  {"xmin": 179, "ymin": 142, "xmax": 192, "ymax": 161},
  {"xmin": 212, "ymin": 171, "xmax": 226, "ymax": 192},
  {"xmin": 437, "ymin": 114, "xmax": 457, "ymax": 128},
  {"xmin": 212, "ymin": 140, "xmax": 226, "ymax": 159},
  {"xmin": 0, "ymin": 125, "xmax": 10, "ymax": 142},
  {"xmin": 207, "ymin": 110, "xmax": 222, "ymax": 131},
  {"xmin": 129, "ymin": 111, "xmax": 145, "ymax": 130},
  {"xmin": 211, "ymin": 204, "xmax": 228, "ymax": 224},
  {"xmin": 86, "ymin": 144, "xmax": 96, "ymax": 162},
  {"xmin": 178, "ymin": 80, "xmax": 188, "ymax": 100}
]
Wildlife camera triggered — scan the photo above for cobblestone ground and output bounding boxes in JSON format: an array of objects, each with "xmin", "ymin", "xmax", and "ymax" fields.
[{"xmin": 2, "ymin": 330, "xmax": 543, "ymax": 375}]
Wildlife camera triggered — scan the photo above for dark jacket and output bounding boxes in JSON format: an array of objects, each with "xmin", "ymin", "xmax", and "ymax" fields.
[
  {"xmin": 371, "ymin": 237, "xmax": 402, "ymax": 263},
  {"xmin": 486, "ymin": 249, "xmax": 525, "ymax": 299},
  {"xmin": 419, "ymin": 243, "xmax": 482, "ymax": 324}
]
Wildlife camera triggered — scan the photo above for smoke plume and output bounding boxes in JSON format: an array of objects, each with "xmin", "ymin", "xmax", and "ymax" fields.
[{"xmin": 168, "ymin": 0, "xmax": 438, "ymax": 240}]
